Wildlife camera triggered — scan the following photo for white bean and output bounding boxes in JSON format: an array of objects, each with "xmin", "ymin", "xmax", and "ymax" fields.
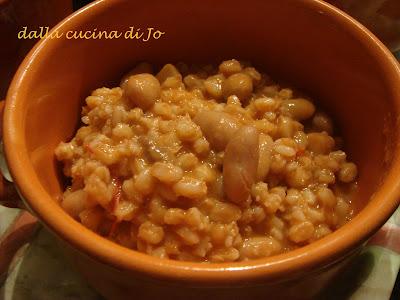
[
  {"xmin": 223, "ymin": 126, "xmax": 259, "ymax": 204},
  {"xmin": 257, "ymin": 134, "xmax": 273, "ymax": 181},
  {"xmin": 124, "ymin": 73, "xmax": 160, "ymax": 110},
  {"xmin": 120, "ymin": 62, "xmax": 153, "ymax": 87},
  {"xmin": 280, "ymin": 98, "xmax": 315, "ymax": 121},
  {"xmin": 193, "ymin": 111, "xmax": 240, "ymax": 151}
]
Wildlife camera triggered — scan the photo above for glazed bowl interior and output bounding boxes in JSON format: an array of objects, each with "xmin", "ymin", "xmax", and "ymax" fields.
[{"xmin": 5, "ymin": 0, "xmax": 400, "ymax": 283}]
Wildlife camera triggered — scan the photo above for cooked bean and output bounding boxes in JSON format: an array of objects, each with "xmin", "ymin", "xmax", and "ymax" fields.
[
  {"xmin": 257, "ymin": 134, "xmax": 273, "ymax": 181},
  {"xmin": 316, "ymin": 187, "xmax": 336, "ymax": 208},
  {"xmin": 183, "ymin": 74, "xmax": 205, "ymax": 91},
  {"xmin": 123, "ymin": 73, "xmax": 160, "ymax": 110},
  {"xmin": 254, "ymin": 97, "xmax": 279, "ymax": 113},
  {"xmin": 338, "ymin": 162, "xmax": 358, "ymax": 183},
  {"xmin": 307, "ymin": 132, "xmax": 335, "ymax": 154},
  {"xmin": 285, "ymin": 166, "xmax": 312, "ymax": 188},
  {"xmin": 335, "ymin": 197, "xmax": 350, "ymax": 226},
  {"xmin": 280, "ymin": 98, "xmax": 315, "ymax": 121},
  {"xmin": 278, "ymin": 88, "xmax": 293, "ymax": 100},
  {"xmin": 79, "ymin": 207, "xmax": 103, "ymax": 231},
  {"xmin": 222, "ymin": 73, "xmax": 253, "ymax": 102},
  {"xmin": 193, "ymin": 111, "xmax": 240, "ymax": 151},
  {"xmin": 288, "ymin": 221, "xmax": 314, "ymax": 243},
  {"xmin": 120, "ymin": 62, "xmax": 153, "ymax": 87},
  {"xmin": 156, "ymin": 64, "xmax": 181, "ymax": 84},
  {"xmin": 209, "ymin": 199, "xmax": 242, "ymax": 223},
  {"xmin": 204, "ymin": 74, "xmax": 224, "ymax": 100},
  {"xmin": 223, "ymin": 126, "xmax": 259, "ymax": 204},
  {"xmin": 62, "ymin": 190, "xmax": 88, "ymax": 218},
  {"xmin": 218, "ymin": 59, "xmax": 242, "ymax": 76},
  {"xmin": 243, "ymin": 67, "xmax": 262, "ymax": 85},
  {"xmin": 312, "ymin": 111, "xmax": 333, "ymax": 134},
  {"xmin": 277, "ymin": 115, "xmax": 295, "ymax": 138}
]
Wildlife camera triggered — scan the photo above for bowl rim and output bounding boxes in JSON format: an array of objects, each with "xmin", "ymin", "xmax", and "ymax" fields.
[{"xmin": 4, "ymin": 0, "xmax": 400, "ymax": 283}]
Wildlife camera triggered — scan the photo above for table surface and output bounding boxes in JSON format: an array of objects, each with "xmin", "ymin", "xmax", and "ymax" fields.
[{"xmin": 0, "ymin": 205, "xmax": 399, "ymax": 300}]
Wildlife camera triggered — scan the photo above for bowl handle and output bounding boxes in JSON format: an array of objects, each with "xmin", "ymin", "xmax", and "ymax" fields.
[{"xmin": 0, "ymin": 101, "xmax": 24, "ymax": 208}]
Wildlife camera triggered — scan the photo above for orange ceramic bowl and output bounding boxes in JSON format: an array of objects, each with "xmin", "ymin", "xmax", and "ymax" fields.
[{"xmin": 3, "ymin": 0, "xmax": 400, "ymax": 299}]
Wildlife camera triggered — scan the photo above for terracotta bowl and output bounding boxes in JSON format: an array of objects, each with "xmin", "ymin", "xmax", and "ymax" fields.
[
  {"xmin": 0, "ymin": 0, "xmax": 73, "ymax": 98},
  {"xmin": 327, "ymin": 0, "xmax": 400, "ymax": 52},
  {"xmin": 3, "ymin": 0, "xmax": 400, "ymax": 299}
]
